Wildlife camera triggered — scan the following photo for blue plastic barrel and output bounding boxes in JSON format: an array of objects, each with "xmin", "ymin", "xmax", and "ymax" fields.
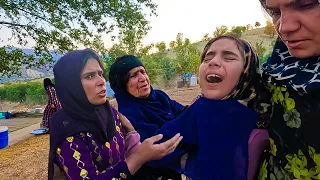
[
  {"xmin": 4, "ymin": 111, "xmax": 10, "ymax": 119},
  {"xmin": 0, "ymin": 126, "xmax": 9, "ymax": 149},
  {"xmin": 190, "ymin": 75, "xmax": 197, "ymax": 86},
  {"xmin": 106, "ymin": 81, "xmax": 115, "ymax": 98}
]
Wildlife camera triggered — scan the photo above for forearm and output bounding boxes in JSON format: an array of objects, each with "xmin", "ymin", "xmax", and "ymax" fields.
[{"xmin": 125, "ymin": 154, "xmax": 144, "ymax": 175}]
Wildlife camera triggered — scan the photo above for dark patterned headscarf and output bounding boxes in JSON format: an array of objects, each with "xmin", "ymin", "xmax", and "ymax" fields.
[
  {"xmin": 263, "ymin": 38, "xmax": 320, "ymax": 96},
  {"xmin": 48, "ymin": 48, "xmax": 116, "ymax": 180},
  {"xmin": 43, "ymin": 78, "xmax": 54, "ymax": 88},
  {"xmin": 197, "ymin": 35, "xmax": 266, "ymax": 113}
]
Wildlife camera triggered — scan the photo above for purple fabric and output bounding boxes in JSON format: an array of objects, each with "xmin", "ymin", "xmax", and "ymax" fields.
[
  {"xmin": 56, "ymin": 111, "xmax": 132, "ymax": 179},
  {"xmin": 42, "ymin": 85, "xmax": 61, "ymax": 128},
  {"xmin": 124, "ymin": 131, "xmax": 141, "ymax": 158},
  {"xmin": 248, "ymin": 129, "xmax": 269, "ymax": 180},
  {"xmin": 49, "ymin": 49, "xmax": 116, "ymax": 180}
]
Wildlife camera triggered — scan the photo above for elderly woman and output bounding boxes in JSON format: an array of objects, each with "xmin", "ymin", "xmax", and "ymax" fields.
[
  {"xmin": 255, "ymin": 0, "xmax": 320, "ymax": 179},
  {"xmin": 109, "ymin": 55, "xmax": 188, "ymax": 180},
  {"xmin": 48, "ymin": 49, "xmax": 182, "ymax": 180},
  {"xmin": 41, "ymin": 78, "xmax": 61, "ymax": 129}
]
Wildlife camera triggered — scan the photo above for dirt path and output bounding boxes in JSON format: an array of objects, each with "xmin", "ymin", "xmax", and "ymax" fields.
[
  {"xmin": 0, "ymin": 87, "xmax": 200, "ymax": 180},
  {"xmin": 0, "ymin": 117, "xmax": 41, "ymax": 133},
  {"xmin": 0, "ymin": 135, "xmax": 49, "ymax": 180}
]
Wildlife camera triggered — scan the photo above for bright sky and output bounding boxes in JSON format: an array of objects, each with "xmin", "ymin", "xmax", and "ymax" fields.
[
  {"xmin": 142, "ymin": 0, "xmax": 267, "ymax": 46},
  {"xmin": 0, "ymin": 0, "xmax": 267, "ymax": 49}
]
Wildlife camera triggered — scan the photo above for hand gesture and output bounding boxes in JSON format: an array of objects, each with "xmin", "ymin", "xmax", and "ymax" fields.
[{"xmin": 126, "ymin": 133, "xmax": 183, "ymax": 174}]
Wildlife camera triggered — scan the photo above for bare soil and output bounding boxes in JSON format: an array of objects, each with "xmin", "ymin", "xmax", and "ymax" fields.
[{"xmin": 0, "ymin": 86, "xmax": 200, "ymax": 180}]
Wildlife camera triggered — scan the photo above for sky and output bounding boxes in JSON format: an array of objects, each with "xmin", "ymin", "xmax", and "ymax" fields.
[{"xmin": 0, "ymin": 0, "xmax": 267, "ymax": 49}]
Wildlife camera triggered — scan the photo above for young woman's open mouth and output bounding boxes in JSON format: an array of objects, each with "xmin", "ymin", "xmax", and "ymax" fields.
[{"xmin": 206, "ymin": 74, "xmax": 223, "ymax": 84}]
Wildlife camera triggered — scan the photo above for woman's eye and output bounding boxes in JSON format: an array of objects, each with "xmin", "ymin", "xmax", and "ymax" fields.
[
  {"xmin": 269, "ymin": 10, "xmax": 281, "ymax": 19},
  {"xmin": 224, "ymin": 55, "xmax": 236, "ymax": 61},
  {"xmin": 86, "ymin": 75, "xmax": 92, "ymax": 79},
  {"xmin": 203, "ymin": 57, "xmax": 211, "ymax": 62},
  {"xmin": 297, "ymin": 3, "xmax": 318, "ymax": 10}
]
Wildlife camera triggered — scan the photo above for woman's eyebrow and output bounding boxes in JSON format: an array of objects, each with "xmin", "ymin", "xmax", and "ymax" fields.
[
  {"xmin": 222, "ymin": 50, "xmax": 239, "ymax": 58},
  {"xmin": 266, "ymin": 0, "xmax": 301, "ymax": 9}
]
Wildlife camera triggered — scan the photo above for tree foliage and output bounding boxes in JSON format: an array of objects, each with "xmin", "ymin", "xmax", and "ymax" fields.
[
  {"xmin": 255, "ymin": 41, "xmax": 267, "ymax": 58},
  {"xmin": 155, "ymin": 41, "xmax": 167, "ymax": 53},
  {"xmin": 213, "ymin": 25, "xmax": 229, "ymax": 38},
  {"xmin": 0, "ymin": 0, "xmax": 157, "ymax": 77},
  {"xmin": 255, "ymin": 21, "xmax": 261, "ymax": 28},
  {"xmin": 169, "ymin": 41, "xmax": 176, "ymax": 49},
  {"xmin": 172, "ymin": 33, "xmax": 201, "ymax": 74},
  {"xmin": 230, "ymin": 26, "xmax": 247, "ymax": 38},
  {"xmin": 264, "ymin": 20, "xmax": 276, "ymax": 38},
  {"xmin": 0, "ymin": 81, "xmax": 47, "ymax": 104},
  {"xmin": 201, "ymin": 33, "xmax": 211, "ymax": 41}
]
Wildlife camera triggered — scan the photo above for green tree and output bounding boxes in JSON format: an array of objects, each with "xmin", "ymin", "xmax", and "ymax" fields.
[
  {"xmin": 140, "ymin": 54, "xmax": 161, "ymax": 84},
  {"xmin": 169, "ymin": 41, "xmax": 176, "ymax": 49},
  {"xmin": 264, "ymin": 20, "xmax": 276, "ymax": 38},
  {"xmin": 159, "ymin": 56, "xmax": 176, "ymax": 83},
  {"xmin": 213, "ymin": 25, "xmax": 229, "ymax": 37},
  {"xmin": 172, "ymin": 33, "xmax": 201, "ymax": 74},
  {"xmin": 255, "ymin": 21, "xmax": 261, "ymax": 28},
  {"xmin": 104, "ymin": 44, "xmax": 127, "ymax": 80},
  {"xmin": 201, "ymin": 33, "xmax": 211, "ymax": 41},
  {"xmin": 155, "ymin": 41, "xmax": 167, "ymax": 53},
  {"xmin": 270, "ymin": 38, "xmax": 277, "ymax": 48},
  {"xmin": 230, "ymin": 26, "xmax": 247, "ymax": 37},
  {"xmin": 0, "ymin": 0, "xmax": 157, "ymax": 77},
  {"xmin": 255, "ymin": 41, "xmax": 267, "ymax": 58}
]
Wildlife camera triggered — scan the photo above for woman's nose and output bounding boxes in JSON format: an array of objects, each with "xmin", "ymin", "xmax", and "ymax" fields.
[
  {"xmin": 208, "ymin": 57, "xmax": 221, "ymax": 67},
  {"xmin": 97, "ymin": 74, "xmax": 106, "ymax": 86},
  {"xmin": 138, "ymin": 72, "xmax": 147, "ymax": 81},
  {"xmin": 278, "ymin": 11, "xmax": 300, "ymax": 35}
]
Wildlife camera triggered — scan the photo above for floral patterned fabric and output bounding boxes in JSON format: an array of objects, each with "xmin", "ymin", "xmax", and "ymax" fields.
[{"xmin": 257, "ymin": 40, "xmax": 320, "ymax": 180}]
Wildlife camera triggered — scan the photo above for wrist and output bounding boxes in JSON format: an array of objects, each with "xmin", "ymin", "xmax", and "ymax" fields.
[
  {"xmin": 127, "ymin": 127, "xmax": 135, "ymax": 133},
  {"xmin": 126, "ymin": 154, "xmax": 144, "ymax": 174}
]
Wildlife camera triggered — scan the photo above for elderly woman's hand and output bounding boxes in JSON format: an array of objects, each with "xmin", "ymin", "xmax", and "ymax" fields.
[
  {"xmin": 118, "ymin": 112, "xmax": 135, "ymax": 133},
  {"xmin": 126, "ymin": 133, "xmax": 183, "ymax": 174}
]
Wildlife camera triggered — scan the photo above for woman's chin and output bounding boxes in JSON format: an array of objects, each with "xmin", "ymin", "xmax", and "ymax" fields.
[
  {"xmin": 202, "ymin": 90, "xmax": 224, "ymax": 100},
  {"xmin": 90, "ymin": 97, "xmax": 107, "ymax": 105}
]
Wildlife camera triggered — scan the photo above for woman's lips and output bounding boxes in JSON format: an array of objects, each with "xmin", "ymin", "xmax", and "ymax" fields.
[
  {"xmin": 286, "ymin": 40, "xmax": 307, "ymax": 49},
  {"xmin": 97, "ymin": 90, "xmax": 106, "ymax": 96}
]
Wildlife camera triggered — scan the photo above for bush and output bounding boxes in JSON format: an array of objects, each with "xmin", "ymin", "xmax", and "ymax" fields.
[{"xmin": 0, "ymin": 81, "xmax": 47, "ymax": 104}]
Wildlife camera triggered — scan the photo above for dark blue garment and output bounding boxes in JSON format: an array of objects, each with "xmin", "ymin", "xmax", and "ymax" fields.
[
  {"xmin": 160, "ymin": 97, "xmax": 258, "ymax": 180},
  {"xmin": 115, "ymin": 87, "xmax": 187, "ymax": 168}
]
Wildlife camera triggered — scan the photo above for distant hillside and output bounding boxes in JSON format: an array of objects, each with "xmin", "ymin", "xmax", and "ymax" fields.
[
  {"xmin": 166, "ymin": 27, "xmax": 276, "ymax": 59},
  {"xmin": 0, "ymin": 49, "xmax": 63, "ymax": 84}
]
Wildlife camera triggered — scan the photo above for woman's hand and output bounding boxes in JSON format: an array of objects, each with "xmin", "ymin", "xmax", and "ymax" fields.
[
  {"xmin": 126, "ymin": 133, "xmax": 183, "ymax": 174},
  {"xmin": 118, "ymin": 112, "xmax": 135, "ymax": 133},
  {"xmin": 50, "ymin": 104, "xmax": 55, "ymax": 109}
]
